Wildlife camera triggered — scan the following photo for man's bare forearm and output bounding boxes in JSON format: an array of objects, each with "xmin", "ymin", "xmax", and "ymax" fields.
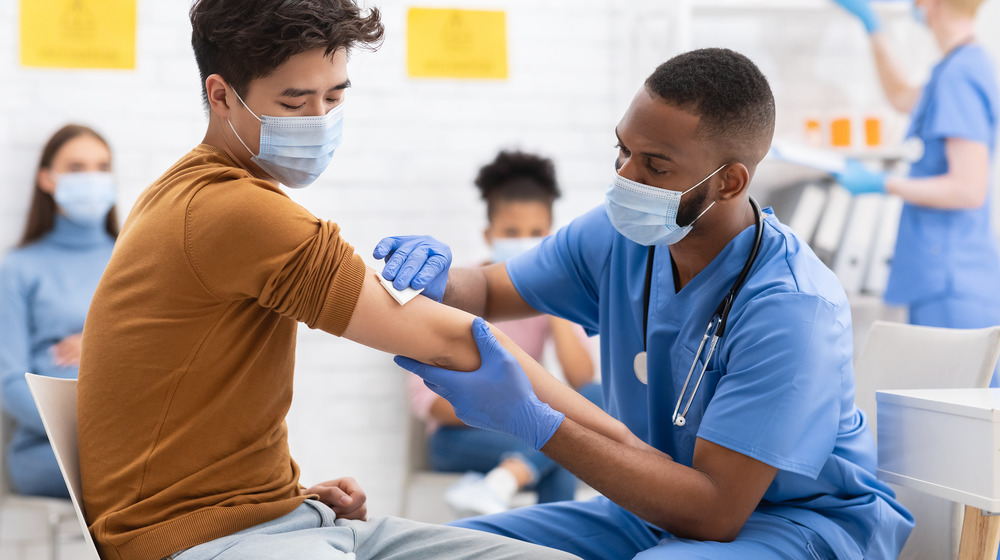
[{"xmin": 442, "ymin": 267, "xmax": 489, "ymax": 316}]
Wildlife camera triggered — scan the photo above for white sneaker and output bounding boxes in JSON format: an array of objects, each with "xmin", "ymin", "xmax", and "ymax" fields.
[{"xmin": 444, "ymin": 472, "xmax": 510, "ymax": 517}]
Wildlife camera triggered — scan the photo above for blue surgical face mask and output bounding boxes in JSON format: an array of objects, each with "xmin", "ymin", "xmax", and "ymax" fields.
[
  {"xmin": 228, "ymin": 88, "xmax": 344, "ymax": 189},
  {"xmin": 605, "ymin": 165, "xmax": 724, "ymax": 246},
  {"xmin": 491, "ymin": 236, "xmax": 545, "ymax": 264},
  {"xmin": 913, "ymin": 2, "xmax": 927, "ymax": 24},
  {"xmin": 54, "ymin": 172, "xmax": 116, "ymax": 226}
]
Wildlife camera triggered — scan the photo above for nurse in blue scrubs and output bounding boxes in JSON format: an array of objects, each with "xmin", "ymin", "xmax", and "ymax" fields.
[
  {"xmin": 832, "ymin": 0, "xmax": 1000, "ymax": 367},
  {"xmin": 384, "ymin": 48, "xmax": 913, "ymax": 559}
]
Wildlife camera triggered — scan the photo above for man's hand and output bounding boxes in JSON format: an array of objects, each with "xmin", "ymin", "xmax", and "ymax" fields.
[
  {"xmin": 52, "ymin": 333, "xmax": 83, "ymax": 367},
  {"xmin": 395, "ymin": 317, "xmax": 565, "ymax": 450},
  {"xmin": 373, "ymin": 235, "xmax": 452, "ymax": 302},
  {"xmin": 832, "ymin": 0, "xmax": 880, "ymax": 33},
  {"xmin": 304, "ymin": 477, "xmax": 367, "ymax": 521},
  {"xmin": 832, "ymin": 159, "xmax": 887, "ymax": 195}
]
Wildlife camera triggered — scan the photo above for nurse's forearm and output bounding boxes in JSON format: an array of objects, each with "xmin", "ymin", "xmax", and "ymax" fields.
[
  {"xmin": 490, "ymin": 326, "xmax": 641, "ymax": 449},
  {"xmin": 444, "ymin": 264, "xmax": 540, "ymax": 323},
  {"xmin": 870, "ymin": 33, "xmax": 921, "ymax": 113},
  {"xmin": 441, "ymin": 267, "xmax": 488, "ymax": 316},
  {"xmin": 540, "ymin": 419, "xmax": 771, "ymax": 543},
  {"xmin": 886, "ymin": 139, "xmax": 990, "ymax": 209}
]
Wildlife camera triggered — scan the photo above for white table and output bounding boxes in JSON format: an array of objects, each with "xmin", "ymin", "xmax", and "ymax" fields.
[{"xmin": 877, "ymin": 388, "xmax": 1000, "ymax": 560}]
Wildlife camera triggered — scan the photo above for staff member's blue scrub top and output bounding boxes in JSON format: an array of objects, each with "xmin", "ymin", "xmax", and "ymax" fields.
[
  {"xmin": 885, "ymin": 44, "xmax": 1000, "ymax": 334},
  {"xmin": 453, "ymin": 206, "xmax": 913, "ymax": 560}
]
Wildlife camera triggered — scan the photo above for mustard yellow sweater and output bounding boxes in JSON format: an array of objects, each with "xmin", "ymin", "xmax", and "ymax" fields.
[{"xmin": 77, "ymin": 145, "xmax": 365, "ymax": 560}]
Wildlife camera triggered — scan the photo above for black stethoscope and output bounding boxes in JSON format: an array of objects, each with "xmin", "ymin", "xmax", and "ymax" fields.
[{"xmin": 633, "ymin": 198, "xmax": 764, "ymax": 428}]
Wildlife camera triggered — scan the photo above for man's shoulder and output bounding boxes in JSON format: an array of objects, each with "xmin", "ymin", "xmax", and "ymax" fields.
[
  {"xmin": 753, "ymin": 211, "xmax": 847, "ymax": 308},
  {"xmin": 147, "ymin": 145, "xmax": 288, "ymax": 214}
]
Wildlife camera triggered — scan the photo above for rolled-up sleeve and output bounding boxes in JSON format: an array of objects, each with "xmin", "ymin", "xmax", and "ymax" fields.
[{"xmin": 184, "ymin": 179, "xmax": 366, "ymax": 336}]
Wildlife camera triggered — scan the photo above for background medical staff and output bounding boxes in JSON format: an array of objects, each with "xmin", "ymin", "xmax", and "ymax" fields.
[
  {"xmin": 0, "ymin": 124, "xmax": 118, "ymax": 498},
  {"xmin": 831, "ymin": 0, "xmax": 1000, "ymax": 376}
]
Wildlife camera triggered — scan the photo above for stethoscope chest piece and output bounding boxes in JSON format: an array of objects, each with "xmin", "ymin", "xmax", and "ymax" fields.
[{"xmin": 634, "ymin": 351, "xmax": 648, "ymax": 384}]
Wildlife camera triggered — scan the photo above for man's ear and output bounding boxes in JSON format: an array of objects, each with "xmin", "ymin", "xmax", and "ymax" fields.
[
  {"xmin": 717, "ymin": 163, "xmax": 750, "ymax": 201},
  {"xmin": 205, "ymin": 74, "xmax": 233, "ymax": 120}
]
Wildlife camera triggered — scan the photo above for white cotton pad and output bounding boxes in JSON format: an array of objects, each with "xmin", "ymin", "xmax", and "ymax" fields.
[{"xmin": 378, "ymin": 272, "xmax": 424, "ymax": 305}]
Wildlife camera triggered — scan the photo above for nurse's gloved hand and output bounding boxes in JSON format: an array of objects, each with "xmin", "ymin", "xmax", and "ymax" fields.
[
  {"xmin": 395, "ymin": 318, "xmax": 565, "ymax": 450},
  {"xmin": 832, "ymin": 0, "xmax": 881, "ymax": 33},
  {"xmin": 373, "ymin": 235, "xmax": 452, "ymax": 302},
  {"xmin": 832, "ymin": 159, "xmax": 887, "ymax": 195}
]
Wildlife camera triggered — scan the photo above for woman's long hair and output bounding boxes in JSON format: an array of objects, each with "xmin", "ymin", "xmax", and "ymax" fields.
[{"xmin": 20, "ymin": 124, "xmax": 120, "ymax": 246}]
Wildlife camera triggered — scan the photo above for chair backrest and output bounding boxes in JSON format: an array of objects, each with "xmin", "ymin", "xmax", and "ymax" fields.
[
  {"xmin": 854, "ymin": 321, "xmax": 1000, "ymax": 560},
  {"xmin": 854, "ymin": 321, "xmax": 1000, "ymax": 438},
  {"xmin": 24, "ymin": 373, "xmax": 101, "ymax": 559}
]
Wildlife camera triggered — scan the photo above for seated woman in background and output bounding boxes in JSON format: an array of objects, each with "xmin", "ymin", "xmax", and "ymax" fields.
[
  {"xmin": 408, "ymin": 150, "xmax": 601, "ymax": 517},
  {"xmin": 0, "ymin": 124, "xmax": 118, "ymax": 498}
]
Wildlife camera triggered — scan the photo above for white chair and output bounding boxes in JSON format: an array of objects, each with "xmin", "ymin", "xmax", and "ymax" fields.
[
  {"xmin": 24, "ymin": 373, "xmax": 101, "ymax": 560},
  {"xmin": 854, "ymin": 320, "xmax": 1000, "ymax": 560},
  {"xmin": 0, "ymin": 388, "xmax": 80, "ymax": 560}
]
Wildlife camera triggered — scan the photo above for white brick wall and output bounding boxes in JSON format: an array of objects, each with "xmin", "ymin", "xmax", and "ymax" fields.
[{"xmin": 2, "ymin": 4, "xmax": 1000, "ymax": 556}]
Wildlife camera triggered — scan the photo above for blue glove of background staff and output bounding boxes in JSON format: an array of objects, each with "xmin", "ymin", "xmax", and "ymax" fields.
[
  {"xmin": 373, "ymin": 235, "xmax": 452, "ymax": 302},
  {"xmin": 832, "ymin": 0, "xmax": 881, "ymax": 33},
  {"xmin": 395, "ymin": 317, "xmax": 566, "ymax": 451},
  {"xmin": 832, "ymin": 159, "xmax": 888, "ymax": 195}
]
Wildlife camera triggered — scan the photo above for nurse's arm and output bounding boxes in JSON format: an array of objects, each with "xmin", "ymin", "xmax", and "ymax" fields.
[
  {"xmin": 869, "ymin": 32, "xmax": 922, "ymax": 113},
  {"xmin": 541, "ymin": 419, "xmax": 779, "ymax": 542},
  {"xmin": 886, "ymin": 138, "xmax": 990, "ymax": 208},
  {"xmin": 443, "ymin": 263, "xmax": 539, "ymax": 322},
  {"xmin": 343, "ymin": 268, "xmax": 638, "ymax": 447}
]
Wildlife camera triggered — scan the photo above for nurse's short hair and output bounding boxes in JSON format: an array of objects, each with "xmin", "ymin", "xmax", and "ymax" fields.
[
  {"xmin": 189, "ymin": 0, "xmax": 384, "ymax": 110},
  {"xmin": 645, "ymin": 48, "xmax": 775, "ymax": 170}
]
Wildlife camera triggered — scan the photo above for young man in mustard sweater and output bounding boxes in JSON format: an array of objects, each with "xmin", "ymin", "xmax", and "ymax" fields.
[{"xmin": 74, "ymin": 1, "xmax": 629, "ymax": 559}]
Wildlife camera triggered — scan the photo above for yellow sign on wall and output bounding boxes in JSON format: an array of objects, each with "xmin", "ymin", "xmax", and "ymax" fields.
[
  {"xmin": 407, "ymin": 8, "xmax": 507, "ymax": 80},
  {"xmin": 20, "ymin": 0, "xmax": 137, "ymax": 69}
]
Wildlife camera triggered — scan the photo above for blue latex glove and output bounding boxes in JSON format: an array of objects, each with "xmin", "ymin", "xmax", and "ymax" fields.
[
  {"xmin": 373, "ymin": 235, "xmax": 452, "ymax": 302},
  {"xmin": 832, "ymin": 0, "xmax": 881, "ymax": 33},
  {"xmin": 832, "ymin": 159, "xmax": 887, "ymax": 195},
  {"xmin": 394, "ymin": 317, "xmax": 565, "ymax": 450}
]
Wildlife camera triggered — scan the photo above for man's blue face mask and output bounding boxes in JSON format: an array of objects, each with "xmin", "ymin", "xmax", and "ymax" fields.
[
  {"xmin": 604, "ymin": 165, "xmax": 724, "ymax": 246},
  {"xmin": 228, "ymin": 87, "xmax": 344, "ymax": 189}
]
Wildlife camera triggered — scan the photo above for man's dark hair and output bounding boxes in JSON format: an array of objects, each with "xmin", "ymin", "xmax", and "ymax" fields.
[
  {"xmin": 190, "ymin": 0, "xmax": 384, "ymax": 107},
  {"xmin": 645, "ymin": 48, "xmax": 775, "ymax": 169},
  {"xmin": 474, "ymin": 150, "xmax": 560, "ymax": 221}
]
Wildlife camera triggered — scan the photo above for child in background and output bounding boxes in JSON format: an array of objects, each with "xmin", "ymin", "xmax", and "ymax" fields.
[
  {"xmin": 408, "ymin": 151, "xmax": 601, "ymax": 517},
  {"xmin": 0, "ymin": 124, "xmax": 118, "ymax": 498}
]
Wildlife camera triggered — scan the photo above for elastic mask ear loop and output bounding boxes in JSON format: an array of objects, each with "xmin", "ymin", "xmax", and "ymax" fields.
[
  {"xmin": 681, "ymin": 164, "xmax": 727, "ymax": 196},
  {"xmin": 226, "ymin": 86, "xmax": 262, "ymax": 157},
  {"xmin": 683, "ymin": 164, "xmax": 726, "ymax": 226}
]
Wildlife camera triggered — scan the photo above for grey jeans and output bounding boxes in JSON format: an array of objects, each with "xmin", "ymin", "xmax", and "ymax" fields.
[{"xmin": 171, "ymin": 500, "xmax": 580, "ymax": 559}]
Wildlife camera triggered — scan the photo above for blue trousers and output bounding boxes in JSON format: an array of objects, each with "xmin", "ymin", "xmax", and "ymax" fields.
[
  {"xmin": 429, "ymin": 426, "xmax": 578, "ymax": 503},
  {"xmin": 908, "ymin": 293, "xmax": 1000, "ymax": 386},
  {"xmin": 449, "ymin": 496, "xmax": 837, "ymax": 560},
  {"xmin": 6, "ymin": 435, "xmax": 69, "ymax": 499},
  {"xmin": 428, "ymin": 382, "xmax": 602, "ymax": 504}
]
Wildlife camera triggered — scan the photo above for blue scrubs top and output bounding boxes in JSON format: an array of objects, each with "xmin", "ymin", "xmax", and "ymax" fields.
[
  {"xmin": 885, "ymin": 43, "xmax": 1000, "ymax": 305},
  {"xmin": 507, "ymin": 206, "xmax": 913, "ymax": 560}
]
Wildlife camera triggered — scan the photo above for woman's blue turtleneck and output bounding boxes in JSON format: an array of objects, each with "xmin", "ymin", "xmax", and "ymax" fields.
[{"xmin": 0, "ymin": 215, "xmax": 114, "ymax": 497}]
